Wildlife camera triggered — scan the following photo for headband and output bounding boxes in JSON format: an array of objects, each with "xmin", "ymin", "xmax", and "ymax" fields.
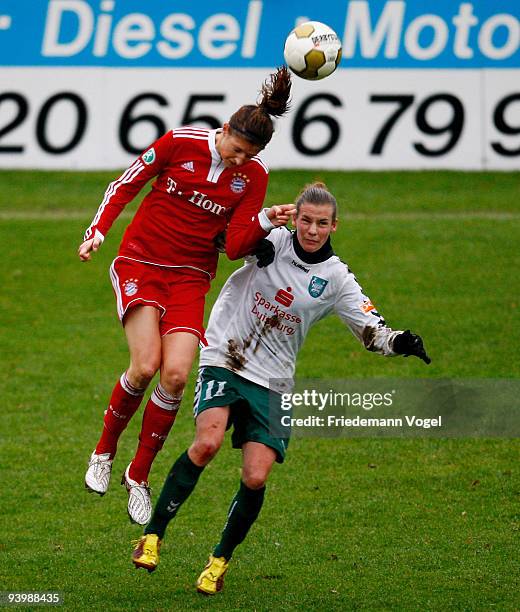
[{"xmin": 228, "ymin": 121, "xmax": 265, "ymax": 147}]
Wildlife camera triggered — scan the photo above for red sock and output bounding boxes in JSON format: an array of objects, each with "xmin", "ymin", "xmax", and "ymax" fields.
[
  {"xmin": 129, "ymin": 384, "xmax": 181, "ymax": 484},
  {"xmin": 95, "ymin": 372, "xmax": 146, "ymax": 458}
]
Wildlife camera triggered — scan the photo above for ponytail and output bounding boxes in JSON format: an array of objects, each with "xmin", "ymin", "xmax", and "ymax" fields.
[
  {"xmin": 258, "ymin": 65, "xmax": 292, "ymax": 117},
  {"xmin": 228, "ymin": 66, "xmax": 292, "ymax": 148}
]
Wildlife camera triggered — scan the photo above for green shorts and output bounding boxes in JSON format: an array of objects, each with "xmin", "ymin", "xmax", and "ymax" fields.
[{"xmin": 193, "ymin": 366, "xmax": 289, "ymax": 463}]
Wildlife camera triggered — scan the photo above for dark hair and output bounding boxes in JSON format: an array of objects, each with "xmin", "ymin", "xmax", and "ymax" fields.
[
  {"xmin": 295, "ymin": 182, "xmax": 338, "ymax": 219},
  {"xmin": 228, "ymin": 66, "xmax": 292, "ymax": 148}
]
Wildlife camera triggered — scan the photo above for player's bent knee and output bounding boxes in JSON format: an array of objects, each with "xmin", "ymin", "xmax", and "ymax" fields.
[
  {"xmin": 161, "ymin": 369, "xmax": 189, "ymax": 395},
  {"xmin": 140, "ymin": 364, "xmax": 160, "ymax": 382},
  {"xmin": 128, "ymin": 362, "xmax": 159, "ymax": 387},
  {"xmin": 242, "ymin": 472, "xmax": 268, "ymax": 490},
  {"xmin": 190, "ymin": 437, "xmax": 222, "ymax": 465}
]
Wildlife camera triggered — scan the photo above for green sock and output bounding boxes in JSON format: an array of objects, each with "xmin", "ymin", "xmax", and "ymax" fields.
[
  {"xmin": 145, "ymin": 450, "xmax": 204, "ymax": 539},
  {"xmin": 213, "ymin": 481, "xmax": 265, "ymax": 561}
]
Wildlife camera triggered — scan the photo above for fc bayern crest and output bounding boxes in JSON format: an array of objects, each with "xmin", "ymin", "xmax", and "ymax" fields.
[
  {"xmin": 308, "ymin": 276, "xmax": 328, "ymax": 298},
  {"xmin": 230, "ymin": 172, "xmax": 249, "ymax": 194},
  {"xmin": 123, "ymin": 279, "xmax": 139, "ymax": 297}
]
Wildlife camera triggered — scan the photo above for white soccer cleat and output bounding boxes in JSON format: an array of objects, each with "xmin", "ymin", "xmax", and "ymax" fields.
[
  {"xmin": 85, "ymin": 451, "xmax": 113, "ymax": 495},
  {"xmin": 121, "ymin": 464, "xmax": 152, "ymax": 525}
]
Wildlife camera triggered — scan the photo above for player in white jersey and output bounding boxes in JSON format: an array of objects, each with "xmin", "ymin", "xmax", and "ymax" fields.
[
  {"xmin": 131, "ymin": 183, "xmax": 431, "ymax": 592},
  {"xmin": 80, "ymin": 67, "xmax": 292, "ymax": 526}
]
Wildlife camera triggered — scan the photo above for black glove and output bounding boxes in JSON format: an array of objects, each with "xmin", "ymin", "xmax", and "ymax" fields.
[
  {"xmin": 393, "ymin": 330, "xmax": 431, "ymax": 364},
  {"xmin": 253, "ymin": 239, "xmax": 275, "ymax": 268},
  {"xmin": 214, "ymin": 230, "xmax": 227, "ymax": 253}
]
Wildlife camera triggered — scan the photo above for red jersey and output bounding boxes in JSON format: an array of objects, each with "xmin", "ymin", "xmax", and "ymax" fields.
[{"xmin": 84, "ymin": 127, "xmax": 270, "ymax": 277}]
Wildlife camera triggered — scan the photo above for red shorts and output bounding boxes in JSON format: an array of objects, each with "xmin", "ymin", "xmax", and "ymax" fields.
[{"xmin": 109, "ymin": 256, "xmax": 211, "ymax": 342}]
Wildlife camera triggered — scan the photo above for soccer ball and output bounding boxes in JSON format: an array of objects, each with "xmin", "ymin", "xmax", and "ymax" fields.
[{"xmin": 283, "ymin": 21, "xmax": 342, "ymax": 80}]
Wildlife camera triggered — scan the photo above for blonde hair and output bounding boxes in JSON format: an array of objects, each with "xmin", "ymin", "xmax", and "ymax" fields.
[{"xmin": 295, "ymin": 182, "xmax": 337, "ymax": 219}]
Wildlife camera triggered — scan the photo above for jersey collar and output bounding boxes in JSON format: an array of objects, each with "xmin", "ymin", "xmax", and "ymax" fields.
[
  {"xmin": 209, "ymin": 129, "xmax": 222, "ymax": 161},
  {"xmin": 207, "ymin": 129, "xmax": 226, "ymax": 183},
  {"xmin": 292, "ymin": 232, "xmax": 335, "ymax": 264}
]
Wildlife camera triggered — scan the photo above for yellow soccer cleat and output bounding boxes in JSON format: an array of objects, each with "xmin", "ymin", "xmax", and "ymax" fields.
[
  {"xmin": 131, "ymin": 534, "xmax": 161, "ymax": 573},
  {"xmin": 196, "ymin": 554, "xmax": 229, "ymax": 595}
]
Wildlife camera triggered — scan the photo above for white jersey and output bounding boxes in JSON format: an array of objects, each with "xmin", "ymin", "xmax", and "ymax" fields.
[{"xmin": 200, "ymin": 227, "xmax": 401, "ymax": 388}]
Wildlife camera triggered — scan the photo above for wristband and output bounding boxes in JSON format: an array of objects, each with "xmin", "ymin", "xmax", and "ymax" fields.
[{"xmin": 258, "ymin": 208, "xmax": 276, "ymax": 232}]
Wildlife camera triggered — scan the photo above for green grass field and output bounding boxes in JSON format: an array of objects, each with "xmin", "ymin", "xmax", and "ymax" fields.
[{"xmin": 0, "ymin": 170, "xmax": 519, "ymax": 611}]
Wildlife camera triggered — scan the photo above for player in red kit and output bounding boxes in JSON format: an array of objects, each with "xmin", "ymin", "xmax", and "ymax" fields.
[{"xmin": 78, "ymin": 67, "xmax": 293, "ymax": 525}]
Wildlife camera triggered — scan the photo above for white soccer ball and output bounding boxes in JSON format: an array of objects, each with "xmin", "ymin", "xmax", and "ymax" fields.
[{"xmin": 283, "ymin": 21, "xmax": 342, "ymax": 81}]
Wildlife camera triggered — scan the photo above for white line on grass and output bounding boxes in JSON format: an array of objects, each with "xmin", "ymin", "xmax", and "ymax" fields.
[
  {"xmin": 345, "ymin": 212, "xmax": 520, "ymax": 221},
  {"xmin": 0, "ymin": 211, "xmax": 134, "ymax": 220},
  {"xmin": 1, "ymin": 211, "xmax": 519, "ymax": 221}
]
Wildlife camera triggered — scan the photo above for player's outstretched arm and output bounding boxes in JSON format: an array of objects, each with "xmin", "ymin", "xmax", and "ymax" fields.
[
  {"xmin": 266, "ymin": 204, "xmax": 296, "ymax": 227},
  {"xmin": 78, "ymin": 233, "xmax": 103, "ymax": 261},
  {"xmin": 226, "ymin": 203, "xmax": 296, "ymax": 260},
  {"xmin": 392, "ymin": 330, "xmax": 431, "ymax": 364},
  {"xmin": 252, "ymin": 204, "xmax": 295, "ymax": 267}
]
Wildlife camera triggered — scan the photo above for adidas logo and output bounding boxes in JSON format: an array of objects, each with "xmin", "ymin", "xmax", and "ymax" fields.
[{"xmin": 181, "ymin": 161, "xmax": 195, "ymax": 172}]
